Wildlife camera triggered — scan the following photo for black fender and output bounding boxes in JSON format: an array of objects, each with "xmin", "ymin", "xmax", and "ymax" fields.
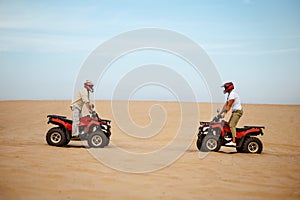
[
  {"xmin": 65, "ymin": 129, "xmax": 71, "ymax": 141},
  {"xmin": 236, "ymin": 136, "xmax": 246, "ymax": 149},
  {"xmin": 209, "ymin": 127, "xmax": 222, "ymax": 138},
  {"xmin": 55, "ymin": 124, "xmax": 71, "ymax": 141},
  {"xmin": 197, "ymin": 132, "xmax": 206, "ymax": 141}
]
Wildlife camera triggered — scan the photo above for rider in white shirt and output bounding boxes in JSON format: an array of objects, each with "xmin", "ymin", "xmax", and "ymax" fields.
[
  {"xmin": 228, "ymin": 90, "xmax": 242, "ymax": 111},
  {"xmin": 220, "ymin": 82, "xmax": 243, "ymax": 144}
]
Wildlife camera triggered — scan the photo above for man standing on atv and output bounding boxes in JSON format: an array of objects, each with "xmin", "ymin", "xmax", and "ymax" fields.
[
  {"xmin": 220, "ymin": 82, "xmax": 243, "ymax": 144},
  {"xmin": 70, "ymin": 80, "xmax": 94, "ymax": 137}
]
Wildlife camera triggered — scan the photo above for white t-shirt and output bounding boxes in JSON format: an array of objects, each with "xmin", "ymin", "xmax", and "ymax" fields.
[{"xmin": 227, "ymin": 91, "xmax": 242, "ymax": 111}]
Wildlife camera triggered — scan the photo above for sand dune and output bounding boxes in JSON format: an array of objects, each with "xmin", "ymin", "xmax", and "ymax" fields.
[{"xmin": 0, "ymin": 100, "xmax": 299, "ymax": 200}]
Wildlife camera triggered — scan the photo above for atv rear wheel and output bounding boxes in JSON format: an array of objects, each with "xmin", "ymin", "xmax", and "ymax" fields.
[
  {"xmin": 242, "ymin": 137, "xmax": 263, "ymax": 154},
  {"xmin": 87, "ymin": 131, "xmax": 108, "ymax": 148},
  {"xmin": 46, "ymin": 127, "xmax": 68, "ymax": 146},
  {"xmin": 201, "ymin": 135, "xmax": 221, "ymax": 152}
]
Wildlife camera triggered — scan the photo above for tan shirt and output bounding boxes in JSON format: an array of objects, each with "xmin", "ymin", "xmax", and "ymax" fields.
[{"xmin": 71, "ymin": 88, "xmax": 90, "ymax": 110}]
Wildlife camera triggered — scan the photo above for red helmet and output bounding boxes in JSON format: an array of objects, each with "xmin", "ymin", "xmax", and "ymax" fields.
[
  {"xmin": 222, "ymin": 82, "xmax": 234, "ymax": 94},
  {"xmin": 84, "ymin": 80, "xmax": 94, "ymax": 93}
]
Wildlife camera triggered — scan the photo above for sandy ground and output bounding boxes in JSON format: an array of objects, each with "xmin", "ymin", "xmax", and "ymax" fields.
[{"xmin": 0, "ymin": 100, "xmax": 299, "ymax": 200}]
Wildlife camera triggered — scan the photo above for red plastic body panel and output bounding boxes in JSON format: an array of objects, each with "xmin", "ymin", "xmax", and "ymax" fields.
[
  {"xmin": 209, "ymin": 121, "xmax": 262, "ymax": 139},
  {"xmin": 51, "ymin": 118, "xmax": 72, "ymax": 131},
  {"xmin": 48, "ymin": 114, "xmax": 110, "ymax": 135},
  {"xmin": 79, "ymin": 115, "xmax": 103, "ymax": 133},
  {"xmin": 236, "ymin": 127, "xmax": 262, "ymax": 138}
]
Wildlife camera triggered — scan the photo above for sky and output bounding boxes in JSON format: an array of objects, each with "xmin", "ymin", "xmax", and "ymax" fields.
[{"xmin": 0, "ymin": 0, "xmax": 299, "ymax": 104}]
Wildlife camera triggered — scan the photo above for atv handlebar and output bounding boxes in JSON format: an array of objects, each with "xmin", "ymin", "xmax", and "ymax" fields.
[
  {"xmin": 212, "ymin": 114, "xmax": 223, "ymax": 122},
  {"xmin": 90, "ymin": 104, "xmax": 100, "ymax": 119},
  {"xmin": 91, "ymin": 111, "xmax": 99, "ymax": 119},
  {"xmin": 199, "ymin": 113, "xmax": 223, "ymax": 125}
]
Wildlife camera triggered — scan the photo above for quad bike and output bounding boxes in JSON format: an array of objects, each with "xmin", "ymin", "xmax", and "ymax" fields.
[
  {"xmin": 46, "ymin": 107, "xmax": 111, "ymax": 148},
  {"xmin": 197, "ymin": 110, "xmax": 265, "ymax": 153}
]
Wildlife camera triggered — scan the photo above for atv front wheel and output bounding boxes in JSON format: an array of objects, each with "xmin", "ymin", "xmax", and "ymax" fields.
[
  {"xmin": 196, "ymin": 134, "xmax": 205, "ymax": 151},
  {"xmin": 104, "ymin": 132, "xmax": 111, "ymax": 146},
  {"xmin": 46, "ymin": 127, "xmax": 68, "ymax": 146},
  {"xmin": 242, "ymin": 137, "xmax": 263, "ymax": 154},
  {"xmin": 196, "ymin": 138, "xmax": 202, "ymax": 151},
  {"xmin": 201, "ymin": 135, "xmax": 221, "ymax": 152},
  {"xmin": 87, "ymin": 131, "xmax": 108, "ymax": 148}
]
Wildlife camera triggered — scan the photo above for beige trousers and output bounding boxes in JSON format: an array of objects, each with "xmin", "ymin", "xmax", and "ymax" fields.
[
  {"xmin": 72, "ymin": 107, "xmax": 82, "ymax": 136},
  {"xmin": 229, "ymin": 109, "xmax": 243, "ymax": 138}
]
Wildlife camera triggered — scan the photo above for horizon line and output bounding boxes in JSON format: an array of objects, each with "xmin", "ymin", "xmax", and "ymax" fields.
[{"xmin": 0, "ymin": 99, "xmax": 299, "ymax": 106}]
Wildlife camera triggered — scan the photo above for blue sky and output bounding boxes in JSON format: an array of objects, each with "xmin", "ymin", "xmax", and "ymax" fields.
[{"xmin": 0, "ymin": 0, "xmax": 299, "ymax": 104}]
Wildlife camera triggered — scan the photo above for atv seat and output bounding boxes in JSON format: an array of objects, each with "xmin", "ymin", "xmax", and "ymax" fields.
[
  {"xmin": 244, "ymin": 126, "xmax": 265, "ymax": 129},
  {"xmin": 236, "ymin": 126, "xmax": 253, "ymax": 132},
  {"xmin": 47, "ymin": 115, "xmax": 66, "ymax": 119},
  {"xmin": 47, "ymin": 115, "xmax": 73, "ymax": 124},
  {"xmin": 236, "ymin": 126, "xmax": 265, "ymax": 132}
]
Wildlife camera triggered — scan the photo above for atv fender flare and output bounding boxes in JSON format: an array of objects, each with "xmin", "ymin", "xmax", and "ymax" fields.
[
  {"xmin": 55, "ymin": 125, "xmax": 71, "ymax": 141},
  {"xmin": 236, "ymin": 136, "xmax": 246, "ymax": 149},
  {"xmin": 65, "ymin": 129, "xmax": 71, "ymax": 141},
  {"xmin": 209, "ymin": 127, "xmax": 222, "ymax": 137}
]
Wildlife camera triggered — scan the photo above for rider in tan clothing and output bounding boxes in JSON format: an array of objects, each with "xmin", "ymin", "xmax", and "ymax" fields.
[{"xmin": 70, "ymin": 81, "xmax": 94, "ymax": 136}]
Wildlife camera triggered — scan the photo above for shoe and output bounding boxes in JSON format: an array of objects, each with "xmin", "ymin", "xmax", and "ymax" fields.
[
  {"xmin": 227, "ymin": 141, "xmax": 236, "ymax": 146},
  {"xmin": 72, "ymin": 132, "xmax": 79, "ymax": 137}
]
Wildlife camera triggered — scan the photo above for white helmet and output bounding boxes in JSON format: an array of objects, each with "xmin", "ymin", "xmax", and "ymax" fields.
[{"xmin": 84, "ymin": 80, "xmax": 94, "ymax": 93}]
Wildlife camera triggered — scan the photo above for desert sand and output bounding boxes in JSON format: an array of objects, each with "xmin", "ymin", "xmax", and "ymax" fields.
[{"xmin": 0, "ymin": 100, "xmax": 299, "ymax": 200}]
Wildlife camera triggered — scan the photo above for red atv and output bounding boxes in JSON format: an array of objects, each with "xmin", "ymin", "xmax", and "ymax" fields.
[
  {"xmin": 197, "ymin": 110, "xmax": 265, "ymax": 153},
  {"xmin": 46, "ymin": 109, "xmax": 111, "ymax": 148}
]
